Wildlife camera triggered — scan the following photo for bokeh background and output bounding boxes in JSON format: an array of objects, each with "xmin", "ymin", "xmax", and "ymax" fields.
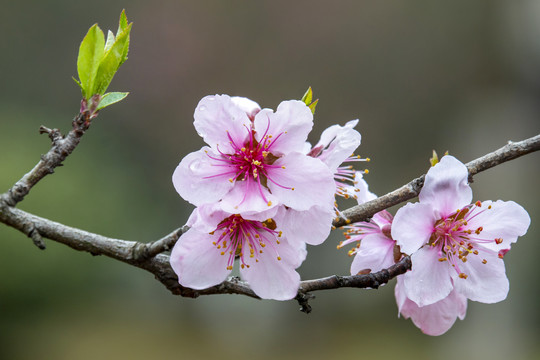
[{"xmin": 1, "ymin": 1, "xmax": 539, "ymax": 359}]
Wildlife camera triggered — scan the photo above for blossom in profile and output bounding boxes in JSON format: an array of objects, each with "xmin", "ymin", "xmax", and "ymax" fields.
[
  {"xmin": 170, "ymin": 203, "xmax": 309, "ymax": 300},
  {"xmin": 391, "ymin": 155, "xmax": 530, "ymax": 308},
  {"xmin": 172, "ymin": 95, "xmax": 335, "ymax": 215},
  {"xmin": 306, "ymin": 120, "xmax": 369, "ymax": 202}
]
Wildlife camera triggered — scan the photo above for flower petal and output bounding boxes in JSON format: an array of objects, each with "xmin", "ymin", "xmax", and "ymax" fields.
[
  {"xmin": 467, "ymin": 200, "xmax": 530, "ymax": 252},
  {"xmin": 403, "ymin": 246, "xmax": 454, "ymax": 306},
  {"xmin": 419, "ymin": 155, "xmax": 472, "ymax": 216},
  {"xmin": 253, "ymin": 100, "xmax": 313, "ymax": 155},
  {"xmin": 274, "ymin": 205, "xmax": 334, "ymax": 246},
  {"xmin": 350, "ymin": 233, "xmax": 396, "ymax": 274},
  {"xmin": 240, "ymin": 236, "xmax": 305, "ymax": 300},
  {"xmin": 170, "ymin": 229, "xmax": 231, "ymax": 290},
  {"xmin": 220, "ymin": 175, "xmax": 279, "ymax": 215},
  {"xmin": 392, "ymin": 202, "xmax": 438, "ymax": 255},
  {"xmin": 316, "ymin": 120, "xmax": 361, "ymax": 171},
  {"xmin": 186, "ymin": 203, "xmax": 228, "ymax": 233},
  {"xmin": 396, "ymin": 278, "xmax": 467, "ymax": 336},
  {"xmin": 451, "ymin": 251, "xmax": 509, "ymax": 303},
  {"xmin": 194, "ymin": 94, "xmax": 252, "ymax": 154},
  {"xmin": 267, "ymin": 153, "xmax": 335, "ymax": 211},
  {"xmin": 231, "ymin": 96, "xmax": 260, "ymax": 119},
  {"xmin": 172, "ymin": 147, "xmax": 234, "ymax": 206}
]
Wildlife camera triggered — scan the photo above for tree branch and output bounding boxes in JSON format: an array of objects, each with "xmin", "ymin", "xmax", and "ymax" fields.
[
  {"xmin": 332, "ymin": 134, "xmax": 540, "ymax": 228},
  {"xmin": 0, "ymin": 121, "xmax": 538, "ymax": 310}
]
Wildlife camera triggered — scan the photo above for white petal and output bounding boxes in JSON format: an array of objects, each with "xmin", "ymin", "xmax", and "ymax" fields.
[
  {"xmin": 170, "ymin": 229, "xmax": 231, "ymax": 290},
  {"xmin": 274, "ymin": 205, "xmax": 334, "ymax": 246},
  {"xmin": 194, "ymin": 94, "xmax": 252, "ymax": 154},
  {"xmin": 240, "ymin": 236, "xmax": 304, "ymax": 300},
  {"xmin": 403, "ymin": 246, "xmax": 454, "ymax": 306},
  {"xmin": 392, "ymin": 202, "xmax": 438, "ymax": 255},
  {"xmin": 316, "ymin": 120, "xmax": 361, "ymax": 171},
  {"xmin": 172, "ymin": 147, "xmax": 234, "ymax": 206},
  {"xmin": 419, "ymin": 155, "xmax": 472, "ymax": 216},
  {"xmin": 350, "ymin": 234, "xmax": 396, "ymax": 274},
  {"xmin": 267, "ymin": 153, "xmax": 335, "ymax": 211},
  {"xmin": 451, "ymin": 251, "xmax": 509, "ymax": 303},
  {"xmin": 467, "ymin": 200, "xmax": 530, "ymax": 252}
]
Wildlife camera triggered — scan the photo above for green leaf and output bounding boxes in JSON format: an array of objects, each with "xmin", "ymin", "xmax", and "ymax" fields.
[
  {"xmin": 72, "ymin": 77, "xmax": 84, "ymax": 92},
  {"xmin": 96, "ymin": 92, "xmax": 129, "ymax": 110},
  {"xmin": 94, "ymin": 22, "xmax": 132, "ymax": 95},
  {"xmin": 301, "ymin": 87, "xmax": 313, "ymax": 105},
  {"xmin": 77, "ymin": 24, "xmax": 105, "ymax": 99},
  {"xmin": 429, "ymin": 150, "xmax": 439, "ymax": 167},
  {"xmin": 118, "ymin": 9, "xmax": 129, "ymax": 35}
]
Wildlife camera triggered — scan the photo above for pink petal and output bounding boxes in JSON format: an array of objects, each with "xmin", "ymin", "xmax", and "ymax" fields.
[
  {"xmin": 253, "ymin": 100, "xmax": 313, "ymax": 155},
  {"xmin": 273, "ymin": 205, "xmax": 334, "ymax": 246},
  {"xmin": 220, "ymin": 176, "xmax": 278, "ymax": 215},
  {"xmin": 419, "ymin": 155, "xmax": 472, "ymax": 216},
  {"xmin": 467, "ymin": 200, "xmax": 530, "ymax": 252},
  {"xmin": 172, "ymin": 147, "xmax": 234, "ymax": 206},
  {"xmin": 231, "ymin": 96, "xmax": 260, "ymax": 119},
  {"xmin": 267, "ymin": 153, "xmax": 335, "ymax": 211},
  {"xmin": 316, "ymin": 120, "xmax": 361, "ymax": 171},
  {"xmin": 350, "ymin": 233, "xmax": 396, "ymax": 275},
  {"xmin": 403, "ymin": 246, "xmax": 454, "ymax": 306},
  {"xmin": 354, "ymin": 172, "xmax": 377, "ymax": 204},
  {"xmin": 240, "ymin": 236, "xmax": 305, "ymax": 300},
  {"xmin": 170, "ymin": 229, "xmax": 231, "ymax": 290},
  {"xmin": 193, "ymin": 95, "xmax": 252, "ymax": 154},
  {"xmin": 451, "ymin": 251, "xmax": 509, "ymax": 303},
  {"xmin": 392, "ymin": 202, "xmax": 438, "ymax": 255},
  {"xmin": 186, "ymin": 203, "xmax": 228, "ymax": 233},
  {"xmin": 396, "ymin": 278, "xmax": 467, "ymax": 336}
]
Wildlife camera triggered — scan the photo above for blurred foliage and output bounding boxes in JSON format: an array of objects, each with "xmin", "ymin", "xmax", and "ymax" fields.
[{"xmin": 1, "ymin": 1, "xmax": 539, "ymax": 359}]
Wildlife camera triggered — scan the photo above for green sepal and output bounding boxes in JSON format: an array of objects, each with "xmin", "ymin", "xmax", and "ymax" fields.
[
  {"xmin": 429, "ymin": 150, "xmax": 439, "ymax": 167},
  {"xmin": 308, "ymin": 99, "xmax": 318, "ymax": 114},
  {"xmin": 96, "ymin": 92, "xmax": 129, "ymax": 110},
  {"xmin": 77, "ymin": 24, "xmax": 105, "ymax": 99},
  {"xmin": 301, "ymin": 87, "xmax": 313, "ymax": 105}
]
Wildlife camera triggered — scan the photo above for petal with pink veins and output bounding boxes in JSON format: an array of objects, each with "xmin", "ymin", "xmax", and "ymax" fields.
[
  {"xmin": 253, "ymin": 100, "xmax": 313, "ymax": 155},
  {"xmin": 220, "ymin": 176, "xmax": 278, "ymax": 215},
  {"xmin": 267, "ymin": 153, "xmax": 335, "ymax": 211},
  {"xmin": 392, "ymin": 202, "xmax": 437, "ymax": 255},
  {"xmin": 419, "ymin": 155, "xmax": 472, "ymax": 216},
  {"xmin": 170, "ymin": 229, "xmax": 231, "ymax": 290},
  {"xmin": 193, "ymin": 95, "xmax": 252, "ymax": 154},
  {"xmin": 172, "ymin": 147, "xmax": 235, "ymax": 206}
]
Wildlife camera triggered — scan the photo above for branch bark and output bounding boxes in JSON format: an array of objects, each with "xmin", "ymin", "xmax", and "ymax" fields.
[{"xmin": 0, "ymin": 119, "xmax": 538, "ymax": 311}]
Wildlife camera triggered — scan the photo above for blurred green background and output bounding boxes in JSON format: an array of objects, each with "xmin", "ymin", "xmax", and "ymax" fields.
[{"xmin": 1, "ymin": 1, "xmax": 539, "ymax": 359}]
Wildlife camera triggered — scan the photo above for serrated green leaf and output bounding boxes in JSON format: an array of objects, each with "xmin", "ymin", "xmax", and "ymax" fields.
[
  {"xmin": 96, "ymin": 92, "xmax": 129, "ymax": 110},
  {"xmin": 77, "ymin": 24, "xmax": 105, "ymax": 99},
  {"xmin": 301, "ymin": 87, "xmax": 313, "ymax": 105},
  {"xmin": 118, "ymin": 9, "xmax": 128, "ymax": 35},
  {"xmin": 104, "ymin": 30, "xmax": 115, "ymax": 52},
  {"xmin": 94, "ymin": 23, "xmax": 132, "ymax": 95},
  {"xmin": 308, "ymin": 99, "xmax": 318, "ymax": 114}
]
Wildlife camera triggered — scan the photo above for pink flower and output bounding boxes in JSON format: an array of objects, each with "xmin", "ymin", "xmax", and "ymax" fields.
[
  {"xmin": 395, "ymin": 276, "xmax": 467, "ymax": 336},
  {"xmin": 338, "ymin": 175, "xmax": 398, "ymax": 275},
  {"xmin": 391, "ymin": 155, "xmax": 530, "ymax": 307},
  {"xmin": 170, "ymin": 203, "xmax": 310, "ymax": 300},
  {"xmin": 307, "ymin": 120, "xmax": 368, "ymax": 200},
  {"xmin": 172, "ymin": 95, "xmax": 336, "ymax": 215}
]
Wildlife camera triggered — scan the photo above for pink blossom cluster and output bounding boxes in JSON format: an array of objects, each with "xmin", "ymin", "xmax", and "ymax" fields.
[
  {"xmin": 171, "ymin": 94, "xmax": 363, "ymax": 300},
  {"xmin": 342, "ymin": 155, "xmax": 530, "ymax": 335}
]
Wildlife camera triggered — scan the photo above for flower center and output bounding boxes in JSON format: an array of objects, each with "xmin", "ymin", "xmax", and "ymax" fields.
[
  {"xmin": 211, "ymin": 215, "xmax": 282, "ymax": 270},
  {"xmin": 204, "ymin": 121, "xmax": 293, "ymax": 207},
  {"xmin": 429, "ymin": 201, "xmax": 500, "ymax": 279}
]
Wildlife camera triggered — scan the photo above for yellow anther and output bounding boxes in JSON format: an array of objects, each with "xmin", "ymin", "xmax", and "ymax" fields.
[
  {"xmin": 241, "ymin": 147, "xmax": 246, "ymax": 152},
  {"xmin": 364, "ymin": 169, "xmax": 369, "ymax": 174},
  {"xmin": 277, "ymin": 256, "xmax": 281, "ymax": 261},
  {"xmin": 228, "ymin": 178, "xmax": 234, "ymax": 183},
  {"xmin": 459, "ymin": 273, "xmax": 468, "ymax": 279},
  {"xmin": 267, "ymin": 201, "xmax": 272, "ymax": 206},
  {"xmin": 220, "ymin": 251, "xmax": 225, "ymax": 255},
  {"xmin": 281, "ymin": 166, "xmax": 286, "ymax": 169},
  {"xmin": 482, "ymin": 259, "xmax": 487, "ymax": 264}
]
